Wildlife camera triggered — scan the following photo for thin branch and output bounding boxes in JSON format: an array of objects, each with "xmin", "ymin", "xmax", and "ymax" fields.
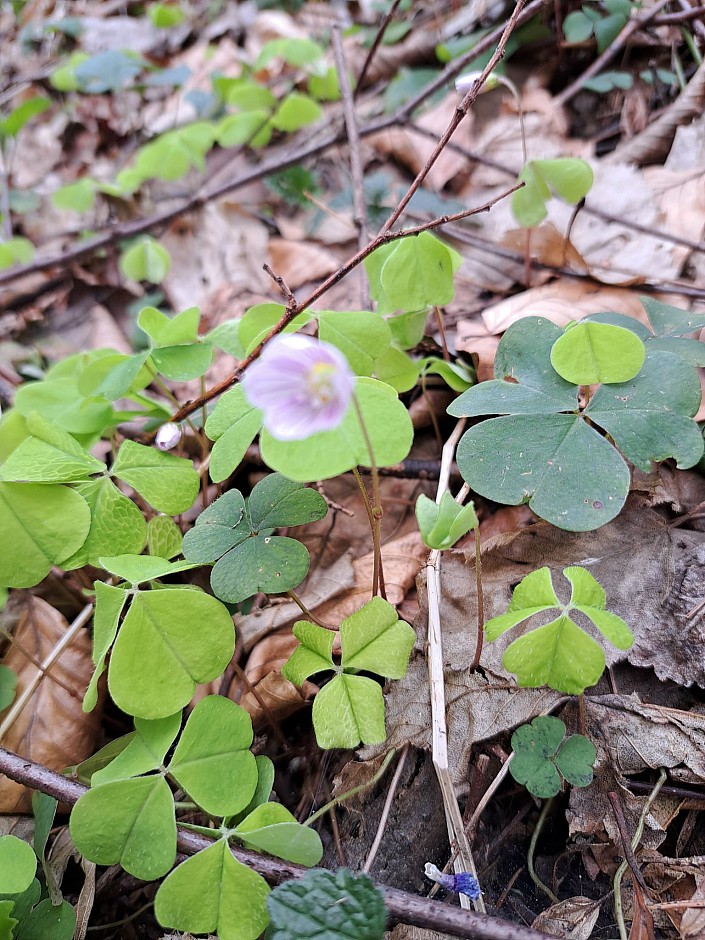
[
  {"xmin": 155, "ymin": 183, "xmax": 522, "ymax": 433},
  {"xmin": 0, "ymin": 746, "xmax": 554, "ymax": 940},
  {"xmin": 378, "ymin": 0, "xmax": 529, "ymax": 237},
  {"xmin": 332, "ymin": 25, "xmax": 370, "ymax": 307},
  {"xmin": 0, "ymin": 0, "xmax": 548, "ymax": 291},
  {"xmin": 354, "ymin": 0, "xmax": 404, "ymax": 94}
]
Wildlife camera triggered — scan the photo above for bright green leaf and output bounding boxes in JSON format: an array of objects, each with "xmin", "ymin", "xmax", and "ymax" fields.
[
  {"xmin": 272, "ymin": 93, "xmax": 322, "ymax": 132},
  {"xmin": 340, "ymin": 597, "xmax": 415, "ymax": 679},
  {"xmin": 312, "ymin": 674, "xmax": 385, "ymax": 749},
  {"xmin": 550, "ymin": 321, "xmax": 645, "ymax": 384},
  {"xmin": 119, "ymin": 237, "xmax": 171, "ymax": 284},
  {"xmin": 147, "ymin": 515, "xmax": 183, "ymax": 559},
  {"xmin": 380, "ymin": 233, "xmax": 461, "ymax": 311},
  {"xmin": 233, "ymin": 802, "xmax": 323, "ymax": 866},
  {"xmin": 0, "ymin": 837, "xmax": 36, "ymax": 894},
  {"xmin": 111, "ymin": 440, "xmax": 199, "ymax": 514},
  {"xmin": 169, "ymin": 696, "xmax": 257, "ymax": 816},
  {"xmin": 84, "ymin": 581, "xmax": 127, "ymax": 713},
  {"xmin": 205, "ymin": 386, "xmax": 263, "ymax": 484},
  {"xmin": 281, "ymin": 620, "xmax": 335, "ymax": 685},
  {"xmin": 62, "ymin": 479, "xmax": 146, "ymax": 569},
  {"xmin": 0, "ymin": 413, "xmax": 105, "ymax": 483},
  {"xmin": 317, "ymin": 311, "xmax": 392, "ymax": 375},
  {"xmin": 1, "ymin": 97, "xmax": 51, "ymax": 138},
  {"xmin": 108, "ymin": 588, "xmax": 234, "ymax": 718},
  {"xmin": 92, "ymin": 712, "xmax": 182, "ymax": 785},
  {"xmin": 70, "ymin": 775, "xmax": 176, "ymax": 880},
  {"xmin": 51, "ymin": 178, "xmax": 96, "ymax": 213},
  {"xmin": 0, "ymin": 237, "xmax": 35, "ymax": 270},
  {"xmin": 98, "ymin": 554, "xmax": 196, "ymax": 585},
  {"xmin": 415, "ymin": 491, "xmax": 478, "ymax": 550},
  {"xmin": 154, "ymin": 840, "xmax": 270, "ymax": 940},
  {"xmin": 0, "ymin": 483, "xmax": 90, "ymax": 588}
]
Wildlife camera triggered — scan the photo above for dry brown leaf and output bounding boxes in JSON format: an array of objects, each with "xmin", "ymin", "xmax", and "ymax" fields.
[
  {"xmin": 681, "ymin": 876, "xmax": 705, "ymax": 939},
  {"xmin": 478, "ymin": 505, "xmax": 536, "ymax": 541},
  {"xmin": 629, "ymin": 880, "xmax": 656, "ymax": 940},
  {"xmin": 239, "ymin": 671, "xmax": 314, "ymax": 730},
  {"xmin": 369, "ymin": 92, "xmax": 472, "ymax": 191},
  {"xmin": 268, "ymin": 238, "xmax": 340, "ymax": 291},
  {"xmin": 480, "ymin": 281, "xmax": 681, "ymax": 335},
  {"xmin": 0, "ymin": 595, "xmax": 102, "ymax": 812},
  {"xmin": 160, "ymin": 201, "xmax": 269, "ymax": 312},
  {"xmin": 531, "ymin": 896, "xmax": 601, "ymax": 939}
]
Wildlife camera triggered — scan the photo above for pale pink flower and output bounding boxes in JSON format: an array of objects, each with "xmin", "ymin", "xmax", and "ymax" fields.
[{"xmin": 242, "ymin": 335, "xmax": 355, "ymax": 441}]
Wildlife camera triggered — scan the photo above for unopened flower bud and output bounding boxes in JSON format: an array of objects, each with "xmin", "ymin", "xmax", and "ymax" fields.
[
  {"xmin": 455, "ymin": 72, "xmax": 500, "ymax": 95},
  {"xmin": 155, "ymin": 422, "xmax": 182, "ymax": 451}
]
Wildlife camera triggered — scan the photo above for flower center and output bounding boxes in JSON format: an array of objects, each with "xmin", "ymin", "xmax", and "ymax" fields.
[{"xmin": 305, "ymin": 362, "xmax": 337, "ymax": 406}]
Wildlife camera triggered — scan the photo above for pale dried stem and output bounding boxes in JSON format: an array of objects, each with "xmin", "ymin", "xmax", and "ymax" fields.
[{"xmin": 362, "ymin": 743, "xmax": 409, "ymax": 873}]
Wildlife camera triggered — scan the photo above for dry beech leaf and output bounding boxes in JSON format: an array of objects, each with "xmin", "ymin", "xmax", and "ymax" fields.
[
  {"xmin": 234, "ymin": 631, "xmax": 316, "ymax": 729},
  {"xmin": 268, "ymin": 238, "xmax": 340, "ymax": 290},
  {"xmin": 630, "ymin": 880, "xmax": 656, "ymax": 940},
  {"xmin": 0, "ymin": 595, "xmax": 102, "ymax": 812},
  {"xmin": 370, "ymin": 92, "xmax": 472, "ymax": 191},
  {"xmin": 160, "ymin": 201, "xmax": 270, "ymax": 311},
  {"xmin": 531, "ymin": 896, "xmax": 600, "ymax": 940},
  {"xmin": 680, "ymin": 876, "xmax": 705, "ymax": 940},
  {"xmin": 478, "ymin": 505, "xmax": 536, "ymax": 541}
]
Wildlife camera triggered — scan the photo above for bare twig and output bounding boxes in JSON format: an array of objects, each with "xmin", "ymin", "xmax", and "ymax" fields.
[
  {"xmin": 0, "ymin": 0, "xmax": 547, "ymax": 291},
  {"xmin": 331, "ymin": 25, "xmax": 370, "ymax": 307},
  {"xmin": 354, "ymin": 0, "xmax": 404, "ymax": 94},
  {"xmin": 262, "ymin": 263, "xmax": 296, "ymax": 310},
  {"xmin": 362, "ymin": 744, "xmax": 409, "ymax": 873},
  {"xmin": 0, "ymin": 747, "xmax": 554, "ymax": 940},
  {"xmin": 155, "ymin": 184, "xmax": 522, "ymax": 433}
]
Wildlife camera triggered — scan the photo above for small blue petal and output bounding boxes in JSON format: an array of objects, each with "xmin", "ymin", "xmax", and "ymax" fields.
[{"xmin": 452, "ymin": 872, "xmax": 481, "ymax": 899}]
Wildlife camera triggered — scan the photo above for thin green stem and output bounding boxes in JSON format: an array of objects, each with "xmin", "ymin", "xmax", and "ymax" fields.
[
  {"xmin": 351, "ymin": 394, "xmax": 386, "ymax": 599},
  {"xmin": 527, "ymin": 798, "xmax": 559, "ymax": 905},
  {"xmin": 304, "ymin": 749, "xmax": 397, "ymax": 826},
  {"xmin": 470, "ymin": 526, "xmax": 484, "ymax": 671}
]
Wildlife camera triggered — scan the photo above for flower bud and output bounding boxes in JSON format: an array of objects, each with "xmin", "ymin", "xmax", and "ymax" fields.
[{"xmin": 155, "ymin": 422, "xmax": 182, "ymax": 451}]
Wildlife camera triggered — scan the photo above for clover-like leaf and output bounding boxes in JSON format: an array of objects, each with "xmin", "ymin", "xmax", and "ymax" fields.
[
  {"xmin": 416, "ymin": 492, "xmax": 478, "ymax": 550},
  {"xmin": 169, "ymin": 696, "xmax": 257, "ymax": 816},
  {"xmin": 111, "ymin": 440, "xmax": 199, "ymax": 514},
  {"xmin": 12, "ymin": 898, "xmax": 76, "ymax": 940},
  {"xmin": 119, "ymin": 236, "xmax": 171, "ymax": 284},
  {"xmin": 313, "ymin": 674, "xmax": 386, "ymax": 749},
  {"xmin": 0, "ymin": 837, "xmax": 36, "ymax": 894},
  {"xmin": 184, "ymin": 475, "xmax": 326, "ymax": 603},
  {"xmin": 84, "ymin": 581, "xmax": 128, "ymax": 713},
  {"xmin": 551, "ymin": 321, "xmax": 645, "ymax": 384},
  {"xmin": 233, "ymin": 802, "xmax": 323, "ymax": 866},
  {"xmin": 139, "ymin": 305, "xmax": 213, "ymax": 381},
  {"xmin": 154, "ymin": 839, "xmax": 270, "ymax": 940},
  {"xmin": 510, "ymin": 717, "xmax": 596, "ymax": 798},
  {"xmin": 98, "ymin": 554, "xmax": 197, "ymax": 585},
  {"xmin": 205, "ymin": 386, "xmax": 263, "ymax": 484},
  {"xmin": 0, "ymin": 483, "xmax": 91, "ymax": 588},
  {"xmin": 640, "ymin": 296, "xmax": 705, "ymax": 337},
  {"xmin": 512, "ymin": 158, "xmax": 593, "ymax": 227},
  {"xmin": 70, "ymin": 775, "xmax": 176, "ymax": 880},
  {"xmin": 267, "ymin": 868, "xmax": 387, "ymax": 940},
  {"xmin": 378, "ymin": 233, "xmax": 462, "ymax": 311},
  {"xmin": 485, "ymin": 566, "xmax": 633, "ymax": 694},
  {"xmin": 261, "ymin": 378, "xmax": 413, "ymax": 481},
  {"xmin": 108, "ymin": 589, "xmax": 235, "ymax": 718}
]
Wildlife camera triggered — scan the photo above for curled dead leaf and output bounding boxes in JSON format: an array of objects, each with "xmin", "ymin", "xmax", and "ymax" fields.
[{"xmin": 0, "ymin": 595, "xmax": 102, "ymax": 813}]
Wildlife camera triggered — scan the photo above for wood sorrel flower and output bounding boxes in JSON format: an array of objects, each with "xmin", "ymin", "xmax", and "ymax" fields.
[{"xmin": 242, "ymin": 335, "xmax": 355, "ymax": 441}]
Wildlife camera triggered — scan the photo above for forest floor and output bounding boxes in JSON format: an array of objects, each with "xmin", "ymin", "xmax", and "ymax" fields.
[{"xmin": 1, "ymin": 0, "xmax": 705, "ymax": 938}]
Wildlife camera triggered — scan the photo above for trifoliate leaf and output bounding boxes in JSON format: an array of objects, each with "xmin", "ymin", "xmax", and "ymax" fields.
[
  {"xmin": 485, "ymin": 566, "xmax": 633, "ymax": 694},
  {"xmin": 70, "ymin": 775, "xmax": 176, "ymax": 880},
  {"xmin": 154, "ymin": 840, "xmax": 270, "ymax": 940},
  {"xmin": 0, "ymin": 413, "xmax": 105, "ymax": 483},
  {"xmin": 554, "ymin": 733, "xmax": 596, "ymax": 787},
  {"xmin": 247, "ymin": 474, "xmax": 327, "ymax": 531},
  {"xmin": 169, "ymin": 696, "xmax": 257, "ymax": 816},
  {"xmin": 146, "ymin": 515, "xmax": 183, "ymax": 559},
  {"xmin": 267, "ymin": 868, "xmax": 387, "ymax": 940},
  {"xmin": 510, "ymin": 717, "xmax": 596, "ymax": 798},
  {"xmin": 379, "ymin": 233, "xmax": 461, "ymax": 311},
  {"xmin": 119, "ymin": 237, "xmax": 171, "ymax": 284}
]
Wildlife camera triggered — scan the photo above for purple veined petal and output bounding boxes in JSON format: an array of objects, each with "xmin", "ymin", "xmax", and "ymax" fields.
[{"xmin": 242, "ymin": 334, "xmax": 355, "ymax": 442}]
